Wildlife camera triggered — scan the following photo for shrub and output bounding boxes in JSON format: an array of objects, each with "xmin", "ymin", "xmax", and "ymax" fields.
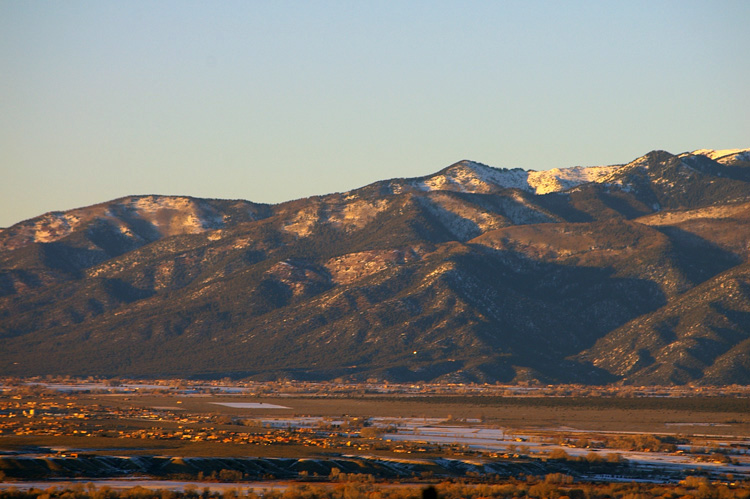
[{"xmin": 549, "ymin": 449, "xmax": 571, "ymax": 460}]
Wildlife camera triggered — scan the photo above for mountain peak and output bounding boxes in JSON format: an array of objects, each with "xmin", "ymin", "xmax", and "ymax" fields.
[
  {"xmin": 415, "ymin": 160, "xmax": 530, "ymax": 194},
  {"xmin": 414, "ymin": 159, "xmax": 621, "ymax": 196}
]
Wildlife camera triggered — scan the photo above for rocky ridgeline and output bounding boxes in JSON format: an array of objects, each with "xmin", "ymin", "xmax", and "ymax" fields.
[{"xmin": 1, "ymin": 149, "xmax": 749, "ymax": 385}]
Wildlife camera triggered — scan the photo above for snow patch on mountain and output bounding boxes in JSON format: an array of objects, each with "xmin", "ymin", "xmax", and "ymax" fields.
[
  {"xmin": 425, "ymin": 193, "xmax": 508, "ymax": 234},
  {"xmin": 418, "ymin": 196, "xmax": 484, "ymax": 241},
  {"xmin": 0, "ymin": 211, "xmax": 85, "ymax": 250},
  {"xmin": 126, "ymin": 196, "xmax": 225, "ymax": 235},
  {"xmin": 527, "ymin": 165, "xmax": 620, "ymax": 194},
  {"xmin": 500, "ymin": 192, "xmax": 559, "ymax": 225},
  {"xmin": 325, "ymin": 248, "xmax": 423, "ymax": 285},
  {"xmin": 417, "ymin": 161, "xmax": 530, "ymax": 193},
  {"xmin": 0, "ymin": 195, "xmax": 230, "ymax": 252},
  {"xmin": 283, "ymin": 205, "xmax": 320, "ymax": 237},
  {"xmin": 31, "ymin": 213, "xmax": 75, "ymax": 243},
  {"xmin": 636, "ymin": 201, "xmax": 750, "ymax": 226},
  {"xmin": 690, "ymin": 148, "xmax": 750, "ymax": 161},
  {"xmin": 266, "ymin": 260, "xmax": 330, "ymax": 296},
  {"xmin": 327, "ymin": 198, "xmax": 390, "ymax": 231},
  {"xmin": 416, "ymin": 160, "xmax": 621, "ymax": 195}
]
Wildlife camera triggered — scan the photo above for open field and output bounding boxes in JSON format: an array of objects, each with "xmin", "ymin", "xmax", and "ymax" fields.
[
  {"xmin": 2, "ymin": 383, "xmax": 750, "ymax": 484},
  {"xmin": 77, "ymin": 393, "xmax": 750, "ymax": 435}
]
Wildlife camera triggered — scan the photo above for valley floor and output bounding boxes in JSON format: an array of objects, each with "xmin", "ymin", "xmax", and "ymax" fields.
[{"xmin": 1, "ymin": 381, "xmax": 749, "ymax": 485}]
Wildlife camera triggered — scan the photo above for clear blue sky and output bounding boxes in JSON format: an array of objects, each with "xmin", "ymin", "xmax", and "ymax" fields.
[{"xmin": 2, "ymin": 1, "xmax": 749, "ymax": 227}]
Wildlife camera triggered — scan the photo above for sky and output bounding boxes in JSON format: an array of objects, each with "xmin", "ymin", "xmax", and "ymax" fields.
[{"xmin": 1, "ymin": 1, "xmax": 749, "ymax": 228}]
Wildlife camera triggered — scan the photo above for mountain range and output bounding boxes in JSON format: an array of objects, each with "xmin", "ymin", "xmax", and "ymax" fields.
[{"xmin": 2, "ymin": 148, "xmax": 750, "ymax": 385}]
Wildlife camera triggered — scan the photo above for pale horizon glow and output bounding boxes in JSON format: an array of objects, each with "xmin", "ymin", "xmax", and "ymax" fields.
[{"xmin": 2, "ymin": 1, "xmax": 749, "ymax": 227}]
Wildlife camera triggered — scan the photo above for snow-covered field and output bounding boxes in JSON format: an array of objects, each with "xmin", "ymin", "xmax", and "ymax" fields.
[
  {"xmin": 371, "ymin": 419, "xmax": 750, "ymax": 477},
  {"xmin": 210, "ymin": 402, "xmax": 290, "ymax": 409}
]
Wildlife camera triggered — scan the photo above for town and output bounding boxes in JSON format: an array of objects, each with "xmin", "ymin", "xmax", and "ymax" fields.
[{"xmin": 1, "ymin": 378, "xmax": 749, "ymax": 488}]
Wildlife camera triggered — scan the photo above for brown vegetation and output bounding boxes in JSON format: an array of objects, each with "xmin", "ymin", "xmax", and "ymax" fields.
[{"xmin": 2, "ymin": 477, "xmax": 750, "ymax": 499}]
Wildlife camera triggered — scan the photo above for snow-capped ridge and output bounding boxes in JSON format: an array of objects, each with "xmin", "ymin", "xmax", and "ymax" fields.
[
  {"xmin": 416, "ymin": 160, "xmax": 530, "ymax": 194},
  {"xmin": 680, "ymin": 148, "xmax": 750, "ymax": 167},
  {"xmin": 527, "ymin": 165, "xmax": 620, "ymax": 194},
  {"xmin": 689, "ymin": 148, "xmax": 750, "ymax": 161},
  {"xmin": 416, "ymin": 159, "xmax": 621, "ymax": 195},
  {"xmin": 0, "ymin": 195, "xmax": 233, "ymax": 252}
]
